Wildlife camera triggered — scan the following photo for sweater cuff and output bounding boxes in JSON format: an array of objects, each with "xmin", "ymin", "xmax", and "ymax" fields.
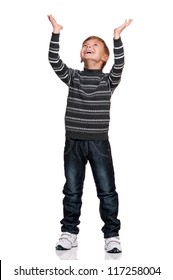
[
  {"xmin": 113, "ymin": 37, "xmax": 122, "ymax": 47},
  {"xmin": 51, "ymin": 32, "xmax": 60, "ymax": 40}
]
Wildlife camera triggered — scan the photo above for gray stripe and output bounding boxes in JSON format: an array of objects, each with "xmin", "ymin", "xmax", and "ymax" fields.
[
  {"xmin": 50, "ymin": 40, "xmax": 59, "ymax": 44},
  {"xmin": 69, "ymin": 87, "xmax": 112, "ymax": 97},
  {"xmin": 67, "ymin": 107, "xmax": 109, "ymax": 113},
  {"xmin": 114, "ymin": 45, "xmax": 123, "ymax": 49},
  {"xmin": 114, "ymin": 55, "xmax": 124, "ymax": 59},
  {"xmin": 66, "ymin": 126, "xmax": 108, "ymax": 132},
  {"xmin": 68, "ymin": 97, "xmax": 110, "ymax": 105},
  {"xmin": 66, "ymin": 116, "xmax": 109, "ymax": 123},
  {"xmin": 49, "ymin": 50, "xmax": 59, "ymax": 53}
]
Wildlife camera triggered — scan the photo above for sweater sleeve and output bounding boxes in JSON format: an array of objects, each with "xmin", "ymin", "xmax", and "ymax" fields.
[
  {"xmin": 108, "ymin": 37, "xmax": 125, "ymax": 93},
  {"xmin": 48, "ymin": 33, "xmax": 73, "ymax": 86}
]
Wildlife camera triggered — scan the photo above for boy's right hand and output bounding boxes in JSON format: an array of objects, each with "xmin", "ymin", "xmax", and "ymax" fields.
[
  {"xmin": 48, "ymin": 15, "xmax": 63, "ymax": 34},
  {"xmin": 114, "ymin": 19, "xmax": 133, "ymax": 39}
]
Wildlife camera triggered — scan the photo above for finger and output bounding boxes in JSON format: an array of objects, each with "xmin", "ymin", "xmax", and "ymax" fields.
[
  {"xmin": 126, "ymin": 19, "xmax": 133, "ymax": 26},
  {"xmin": 48, "ymin": 15, "xmax": 54, "ymax": 22}
]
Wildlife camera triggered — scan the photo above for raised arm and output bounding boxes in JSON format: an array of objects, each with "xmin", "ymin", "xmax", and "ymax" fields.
[
  {"xmin": 108, "ymin": 19, "xmax": 133, "ymax": 92},
  {"xmin": 48, "ymin": 15, "xmax": 73, "ymax": 86}
]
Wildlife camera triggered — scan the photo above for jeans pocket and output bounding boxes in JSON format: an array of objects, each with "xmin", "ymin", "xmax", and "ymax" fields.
[
  {"xmin": 64, "ymin": 138, "xmax": 74, "ymax": 155},
  {"xmin": 92, "ymin": 140, "xmax": 111, "ymax": 158}
]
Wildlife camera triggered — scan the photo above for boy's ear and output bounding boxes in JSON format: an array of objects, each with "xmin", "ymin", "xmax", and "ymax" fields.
[{"xmin": 102, "ymin": 54, "xmax": 109, "ymax": 62}]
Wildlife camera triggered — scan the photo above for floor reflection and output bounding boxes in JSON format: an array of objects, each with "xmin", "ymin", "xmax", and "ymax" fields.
[
  {"xmin": 55, "ymin": 246, "xmax": 122, "ymax": 260},
  {"xmin": 105, "ymin": 252, "xmax": 122, "ymax": 260},
  {"xmin": 55, "ymin": 247, "xmax": 78, "ymax": 260}
]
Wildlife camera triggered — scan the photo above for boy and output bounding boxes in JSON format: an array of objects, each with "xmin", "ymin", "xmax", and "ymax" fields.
[{"xmin": 48, "ymin": 15, "xmax": 132, "ymax": 253}]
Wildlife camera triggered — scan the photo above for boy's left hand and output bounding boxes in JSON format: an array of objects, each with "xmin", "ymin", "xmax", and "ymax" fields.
[
  {"xmin": 114, "ymin": 19, "xmax": 133, "ymax": 39},
  {"xmin": 48, "ymin": 15, "xmax": 63, "ymax": 34}
]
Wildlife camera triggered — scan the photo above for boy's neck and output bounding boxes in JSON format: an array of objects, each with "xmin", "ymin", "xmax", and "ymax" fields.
[{"xmin": 83, "ymin": 60, "xmax": 103, "ymax": 70}]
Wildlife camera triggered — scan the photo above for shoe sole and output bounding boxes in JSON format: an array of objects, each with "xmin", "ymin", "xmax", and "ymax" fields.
[
  {"xmin": 55, "ymin": 243, "xmax": 78, "ymax": 251},
  {"xmin": 56, "ymin": 245, "xmax": 69, "ymax": 250},
  {"xmin": 106, "ymin": 248, "xmax": 122, "ymax": 253}
]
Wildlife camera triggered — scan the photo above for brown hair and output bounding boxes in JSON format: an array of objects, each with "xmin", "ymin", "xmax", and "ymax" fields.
[{"xmin": 82, "ymin": 36, "xmax": 110, "ymax": 69}]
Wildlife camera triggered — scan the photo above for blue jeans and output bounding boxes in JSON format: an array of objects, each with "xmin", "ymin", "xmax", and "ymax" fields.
[{"xmin": 60, "ymin": 138, "xmax": 120, "ymax": 238}]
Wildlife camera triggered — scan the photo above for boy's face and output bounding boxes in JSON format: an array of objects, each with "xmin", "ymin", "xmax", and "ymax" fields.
[{"xmin": 80, "ymin": 38, "xmax": 109, "ymax": 68}]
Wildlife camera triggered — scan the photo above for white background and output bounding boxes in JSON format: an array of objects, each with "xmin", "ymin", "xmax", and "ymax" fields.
[{"xmin": 0, "ymin": 0, "xmax": 173, "ymax": 279}]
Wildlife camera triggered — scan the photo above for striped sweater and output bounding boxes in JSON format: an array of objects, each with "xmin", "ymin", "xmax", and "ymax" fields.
[{"xmin": 48, "ymin": 33, "xmax": 125, "ymax": 140}]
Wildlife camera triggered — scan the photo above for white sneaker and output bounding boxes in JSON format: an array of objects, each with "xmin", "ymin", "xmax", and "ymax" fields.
[
  {"xmin": 105, "ymin": 236, "xmax": 122, "ymax": 253},
  {"xmin": 55, "ymin": 232, "xmax": 78, "ymax": 250}
]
